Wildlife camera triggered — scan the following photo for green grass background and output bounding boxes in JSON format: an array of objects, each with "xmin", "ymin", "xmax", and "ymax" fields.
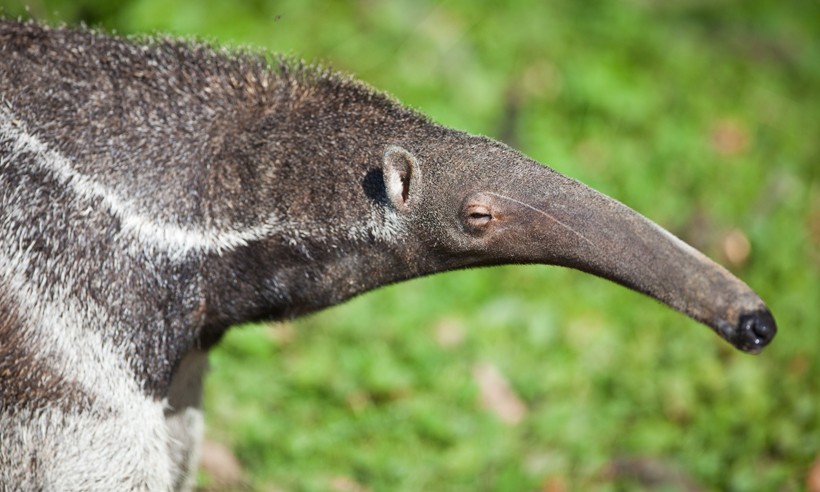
[{"xmin": 2, "ymin": 0, "xmax": 818, "ymax": 490}]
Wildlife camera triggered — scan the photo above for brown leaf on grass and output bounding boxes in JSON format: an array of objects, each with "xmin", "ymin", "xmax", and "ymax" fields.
[
  {"xmin": 789, "ymin": 353, "xmax": 809, "ymax": 378},
  {"xmin": 711, "ymin": 118, "xmax": 749, "ymax": 157},
  {"xmin": 473, "ymin": 362, "xmax": 527, "ymax": 425},
  {"xmin": 540, "ymin": 475, "xmax": 568, "ymax": 492},
  {"xmin": 434, "ymin": 317, "xmax": 466, "ymax": 349},
  {"xmin": 198, "ymin": 439, "xmax": 247, "ymax": 491},
  {"xmin": 808, "ymin": 455, "xmax": 820, "ymax": 492},
  {"xmin": 329, "ymin": 476, "xmax": 370, "ymax": 492},
  {"xmin": 721, "ymin": 228, "xmax": 752, "ymax": 268},
  {"xmin": 345, "ymin": 390, "xmax": 371, "ymax": 413}
]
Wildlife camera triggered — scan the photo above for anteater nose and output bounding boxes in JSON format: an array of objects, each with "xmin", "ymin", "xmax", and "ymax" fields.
[{"xmin": 735, "ymin": 309, "xmax": 777, "ymax": 353}]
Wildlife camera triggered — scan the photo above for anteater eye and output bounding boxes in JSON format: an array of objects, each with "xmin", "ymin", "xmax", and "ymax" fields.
[{"xmin": 465, "ymin": 205, "xmax": 493, "ymax": 228}]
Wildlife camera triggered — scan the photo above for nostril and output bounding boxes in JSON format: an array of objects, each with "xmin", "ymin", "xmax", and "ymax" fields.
[
  {"xmin": 750, "ymin": 309, "xmax": 777, "ymax": 342},
  {"xmin": 736, "ymin": 309, "xmax": 777, "ymax": 352},
  {"xmin": 752, "ymin": 318, "xmax": 775, "ymax": 340}
]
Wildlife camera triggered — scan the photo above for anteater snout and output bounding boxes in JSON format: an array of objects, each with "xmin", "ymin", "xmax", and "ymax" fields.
[{"xmin": 733, "ymin": 309, "xmax": 777, "ymax": 353}]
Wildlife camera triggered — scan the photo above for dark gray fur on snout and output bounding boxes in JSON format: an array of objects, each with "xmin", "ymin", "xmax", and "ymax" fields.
[{"xmin": 0, "ymin": 21, "xmax": 776, "ymax": 491}]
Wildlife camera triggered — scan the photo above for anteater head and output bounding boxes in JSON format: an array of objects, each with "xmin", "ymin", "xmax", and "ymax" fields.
[{"xmin": 374, "ymin": 131, "xmax": 776, "ymax": 353}]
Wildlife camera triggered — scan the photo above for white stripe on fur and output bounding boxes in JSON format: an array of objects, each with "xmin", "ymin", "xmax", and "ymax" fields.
[
  {"xmin": 0, "ymin": 106, "xmax": 404, "ymax": 257},
  {"xmin": 0, "ymin": 401, "xmax": 173, "ymax": 490},
  {"xmin": 0, "ymin": 251, "xmax": 137, "ymax": 401},
  {"xmin": 0, "ymin": 106, "xmax": 279, "ymax": 257},
  {"xmin": 0, "ymin": 249, "xmax": 175, "ymax": 489}
]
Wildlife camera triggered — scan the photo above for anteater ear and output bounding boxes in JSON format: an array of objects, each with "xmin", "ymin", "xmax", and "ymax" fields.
[{"xmin": 383, "ymin": 145, "xmax": 422, "ymax": 212}]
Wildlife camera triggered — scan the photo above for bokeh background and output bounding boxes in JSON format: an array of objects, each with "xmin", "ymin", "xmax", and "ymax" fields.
[{"xmin": 2, "ymin": 0, "xmax": 817, "ymax": 490}]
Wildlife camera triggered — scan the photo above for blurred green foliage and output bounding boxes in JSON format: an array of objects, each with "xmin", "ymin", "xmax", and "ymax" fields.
[{"xmin": 2, "ymin": 0, "xmax": 818, "ymax": 490}]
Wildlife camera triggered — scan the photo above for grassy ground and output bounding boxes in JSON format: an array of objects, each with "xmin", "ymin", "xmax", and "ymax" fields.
[{"xmin": 3, "ymin": 0, "xmax": 818, "ymax": 490}]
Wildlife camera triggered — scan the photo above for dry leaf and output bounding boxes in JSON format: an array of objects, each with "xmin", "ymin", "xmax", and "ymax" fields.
[
  {"xmin": 721, "ymin": 228, "xmax": 751, "ymax": 268},
  {"xmin": 711, "ymin": 118, "xmax": 749, "ymax": 156},
  {"xmin": 540, "ymin": 475, "xmax": 568, "ymax": 492},
  {"xmin": 434, "ymin": 317, "xmax": 466, "ymax": 348},
  {"xmin": 808, "ymin": 455, "xmax": 820, "ymax": 492},
  {"xmin": 329, "ymin": 476, "xmax": 370, "ymax": 492},
  {"xmin": 473, "ymin": 362, "xmax": 527, "ymax": 425},
  {"xmin": 345, "ymin": 390, "xmax": 371, "ymax": 413}
]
